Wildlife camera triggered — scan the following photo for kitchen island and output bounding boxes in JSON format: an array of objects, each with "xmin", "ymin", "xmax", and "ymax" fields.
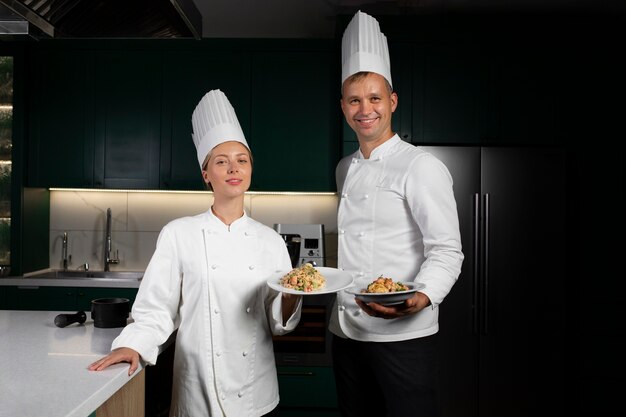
[{"xmin": 0, "ymin": 310, "xmax": 144, "ymax": 417}]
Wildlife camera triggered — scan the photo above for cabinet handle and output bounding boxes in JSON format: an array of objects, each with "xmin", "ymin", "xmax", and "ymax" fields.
[
  {"xmin": 472, "ymin": 193, "xmax": 480, "ymax": 335},
  {"xmin": 481, "ymin": 193, "xmax": 490, "ymax": 335}
]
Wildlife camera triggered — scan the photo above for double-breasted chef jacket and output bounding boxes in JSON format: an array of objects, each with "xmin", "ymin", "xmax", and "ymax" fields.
[
  {"xmin": 330, "ymin": 134, "xmax": 464, "ymax": 342},
  {"xmin": 112, "ymin": 209, "xmax": 301, "ymax": 417}
]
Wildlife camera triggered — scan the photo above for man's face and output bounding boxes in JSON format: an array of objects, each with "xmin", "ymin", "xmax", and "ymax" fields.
[{"xmin": 340, "ymin": 73, "xmax": 397, "ymax": 144}]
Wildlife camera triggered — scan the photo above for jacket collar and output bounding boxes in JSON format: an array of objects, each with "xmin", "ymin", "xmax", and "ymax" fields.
[
  {"xmin": 205, "ymin": 207, "xmax": 250, "ymax": 233},
  {"xmin": 356, "ymin": 134, "xmax": 401, "ymax": 160}
]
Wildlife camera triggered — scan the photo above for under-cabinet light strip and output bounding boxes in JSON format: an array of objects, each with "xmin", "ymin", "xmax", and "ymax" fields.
[{"xmin": 49, "ymin": 188, "xmax": 337, "ymax": 196}]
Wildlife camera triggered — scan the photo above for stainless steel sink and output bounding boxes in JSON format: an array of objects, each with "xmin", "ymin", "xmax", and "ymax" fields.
[{"xmin": 25, "ymin": 270, "xmax": 143, "ymax": 281}]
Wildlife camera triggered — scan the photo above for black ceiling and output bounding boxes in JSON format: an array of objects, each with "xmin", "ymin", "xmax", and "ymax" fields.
[{"xmin": 0, "ymin": 0, "xmax": 201, "ymax": 39}]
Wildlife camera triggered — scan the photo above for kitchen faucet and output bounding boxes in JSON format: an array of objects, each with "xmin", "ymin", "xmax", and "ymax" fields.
[
  {"xmin": 61, "ymin": 232, "xmax": 69, "ymax": 271},
  {"xmin": 103, "ymin": 208, "xmax": 119, "ymax": 271}
]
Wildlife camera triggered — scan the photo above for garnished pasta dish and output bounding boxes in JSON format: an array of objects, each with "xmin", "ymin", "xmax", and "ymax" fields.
[
  {"xmin": 364, "ymin": 276, "xmax": 409, "ymax": 293},
  {"xmin": 280, "ymin": 263, "xmax": 326, "ymax": 292}
]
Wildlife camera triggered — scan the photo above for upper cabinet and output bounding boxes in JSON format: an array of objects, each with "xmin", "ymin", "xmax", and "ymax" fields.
[
  {"xmin": 390, "ymin": 33, "xmax": 564, "ymax": 147},
  {"xmin": 27, "ymin": 44, "xmax": 163, "ymax": 189},
  {"xmin": 336, "ymin": 13, "xmax": 601, "ymax": 150},
  {"xmin": 249, "ymin": 44, "xmax": 340, "ymax": 191},
  {"xmin": 409, "ymin": 41, "xmax": 491, "ymax": 145},
  {"xmin": 93, "ymin": 49, "xmax": 162, "ymax": 189},
  {"xmin": 24, "ymin": 14, "xmax": 608, "ymax": 189},
  {"xmin": 24, "ymin": 40, "xmax": 340, "ymax": 192},
  {"xmin": 160, "ymin": 43, "xmax": 251, "ymax": 190},
  {"xmin": 27, "ymin": 48, "xmax": 95, "ymax": 188}
]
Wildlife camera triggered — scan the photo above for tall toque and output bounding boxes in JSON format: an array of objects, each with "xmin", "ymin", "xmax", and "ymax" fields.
[
  {"xmin": 191, "ymin": 89, "xmax": 249, "ymax": 169},
  {"xmin": 341, "ymin": 10, "xmax": 392, "ymax": 87}
]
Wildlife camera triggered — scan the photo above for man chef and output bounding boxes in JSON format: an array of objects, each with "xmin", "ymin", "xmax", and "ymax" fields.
[{"xmin": 329, "ymin": 10, "xmax": 464, "ymax": 417}]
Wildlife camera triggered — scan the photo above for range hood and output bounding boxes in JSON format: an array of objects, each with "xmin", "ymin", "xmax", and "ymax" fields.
[{"xmin": 0, "ymin": 0, "xmax": 202, "ymax": 39}]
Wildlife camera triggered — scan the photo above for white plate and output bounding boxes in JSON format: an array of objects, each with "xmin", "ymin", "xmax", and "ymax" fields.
[
  {"xmin": 267, "ymin": 267, "xmax": 354, "ymax": 295},
  {"xmin": 344, "ymin": 282, "xmax": 425, "ymax": 306}
]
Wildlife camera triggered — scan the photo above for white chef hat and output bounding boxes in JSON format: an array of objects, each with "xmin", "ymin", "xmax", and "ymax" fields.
[
  {"xmin": 341, "ymin": 10, "xmax": 392, "ymax": 88},
  {"xmin": 191, "ymin": 89, "xmax": 249, "ymax": 169}
]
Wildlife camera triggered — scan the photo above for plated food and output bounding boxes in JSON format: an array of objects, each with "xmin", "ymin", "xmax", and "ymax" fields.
[
  {"xmin": 346, "ymin": 277, "xmax": 425, "ymax": 306},
  {"xmin": 279, "ymin": 263, "xmax": 326, "ymax": 292},
  {"xmin": 364, "ymin": 276, "xmax": 409, "ymax": 293},
  {"xmin": 267, "ymin": 266, "xmax": 354, "ymax": 295}
]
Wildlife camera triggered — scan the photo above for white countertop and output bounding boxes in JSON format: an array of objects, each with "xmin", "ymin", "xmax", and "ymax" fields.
[{"xmin": 0, "ymin": 310, "xmax": 143, "ymax": 417}]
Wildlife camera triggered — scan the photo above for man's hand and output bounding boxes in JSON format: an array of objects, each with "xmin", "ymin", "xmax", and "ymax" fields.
[{"xmin": 355, "ymin": 291, "xmax": 431, "ymax": 319}]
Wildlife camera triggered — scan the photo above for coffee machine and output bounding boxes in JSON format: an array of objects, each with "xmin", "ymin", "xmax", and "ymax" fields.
[
  {"xmin": 274, "ymin": 223, "xmax": 326, "ymax": 268},
  {"xmin": 272, "ymin": 223, "xmax": 333, "ymax": 367}
]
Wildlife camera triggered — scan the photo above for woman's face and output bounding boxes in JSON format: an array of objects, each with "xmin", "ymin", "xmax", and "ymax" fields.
[{"xmin": 202, "ymin": 141, "xmax": 252, "ymax": 198}]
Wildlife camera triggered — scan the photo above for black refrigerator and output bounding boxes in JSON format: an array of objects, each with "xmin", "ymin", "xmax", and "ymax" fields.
[{"xmin": 420, "ymin": 146, "xmax": 570, "ymax": 417}]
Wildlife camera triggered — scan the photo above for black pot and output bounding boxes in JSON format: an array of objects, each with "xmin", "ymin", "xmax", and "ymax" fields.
[{"xmin": 91, "ymin": 297, "xmax": 130, "ymax": 328}]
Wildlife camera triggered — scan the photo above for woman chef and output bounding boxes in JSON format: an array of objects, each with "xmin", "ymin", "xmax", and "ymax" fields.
[{"xmin": 89, "ymin": 89, "xmax": 303, "ymax": 417}]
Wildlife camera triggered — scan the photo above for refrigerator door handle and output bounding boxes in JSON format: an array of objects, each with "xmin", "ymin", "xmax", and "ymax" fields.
[
  {"xmin": 481, "ymin": 193, "xmax": 490, "ymax": 335},
  {"xmin": 472, "ymin": 193, "xmax": 480, "ymax": 335}
]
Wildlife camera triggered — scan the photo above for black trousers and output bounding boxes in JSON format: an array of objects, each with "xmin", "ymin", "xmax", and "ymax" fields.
[{"xmin": 332, "ymin": 334, "xmax": 441, "ymax": 417}]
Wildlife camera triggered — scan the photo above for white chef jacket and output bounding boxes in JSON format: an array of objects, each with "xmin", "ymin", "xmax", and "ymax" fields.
[
  {"xmin": 112, "ymin": 209, "xmax": 301, "ymax": 417},
  {"xmin": 330, "ymin": 134, "xmax": 463, "ymax": 342}
]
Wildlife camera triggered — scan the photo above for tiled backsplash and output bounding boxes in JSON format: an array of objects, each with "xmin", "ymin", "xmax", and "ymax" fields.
[{"xmin": 50, "ymin": 190, "xmax": 339, "ymax": 271}]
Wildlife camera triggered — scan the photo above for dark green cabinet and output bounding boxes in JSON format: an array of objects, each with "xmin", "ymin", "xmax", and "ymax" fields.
[
  {"xmin": 249, "ymin": 47, "xmax": 339, "ymax": 191},
  {"xmin": 0, "ymin": 286, "xmax": 6, "ymax": 309},
  {"xmin": 93, "ymin": 50, "xmax": 162, "ymax": 189},
  {"xmin": 2, "ymin": 285, "xmax": 137, "ymax": 311},
  {"xmin": 27, "ymin": 49, "xmax": 95, "ymax": 188},
  {"xmin": 340, "ymin": 39, "xmax": 489, "ymax": 153},
  {"xmin": 410, "ymin": 42, "xmax": 490, "ymax": 145},
  {"xmin": 337, "ymin": 14, "xmax": 588, "ymax": 152},
  {"xmin": 388, "ymin": 38, "xmax": 557, "ymax": 147},
  {"xmin": 277, "ymin": 366, "xmax": 339, "ymax": 416},
  {"xmin": 4, "ymin": 286, "xmax": 76, "ymax": 310},
  {"xmin": 488, "ymin": 42, "xmax": 564, "ymax": 145},
  {"xmin": 27, "ymin": 46, "xmax": 162, "ymax": 189},
  {"xmin": 160, "ymin": 46, "xmax": 251, "ymax": 190},
  {"xmin": 24, "ymin": 40, "xmax": 340, "ymax": 192}
]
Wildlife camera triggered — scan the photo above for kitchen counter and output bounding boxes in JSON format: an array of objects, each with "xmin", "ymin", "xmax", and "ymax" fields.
[
  {"xmin": 0, "ymin": 277, "xmax": 141, "ymax": 288},
  {"xmin": 0, "ymin": 310, "xmax": 144, "ymax": 417},
  {"xmin": 0, "ymin": 269, "xmax": 142, "ymax": 289}
]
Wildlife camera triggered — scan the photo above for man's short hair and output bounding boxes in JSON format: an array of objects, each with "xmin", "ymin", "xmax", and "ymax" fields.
[{"xmin": 342, "ymin": 71, "xmax": 393, "ymax": 96}]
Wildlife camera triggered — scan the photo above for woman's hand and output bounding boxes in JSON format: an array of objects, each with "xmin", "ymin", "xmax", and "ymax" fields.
[
  {"xmin": 281, "ymin": 293, "xmax": 302, "ymax": 325},
  {"xmin": 88, "ymin": 347, "xmax": 141, "ymax": 376}
]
